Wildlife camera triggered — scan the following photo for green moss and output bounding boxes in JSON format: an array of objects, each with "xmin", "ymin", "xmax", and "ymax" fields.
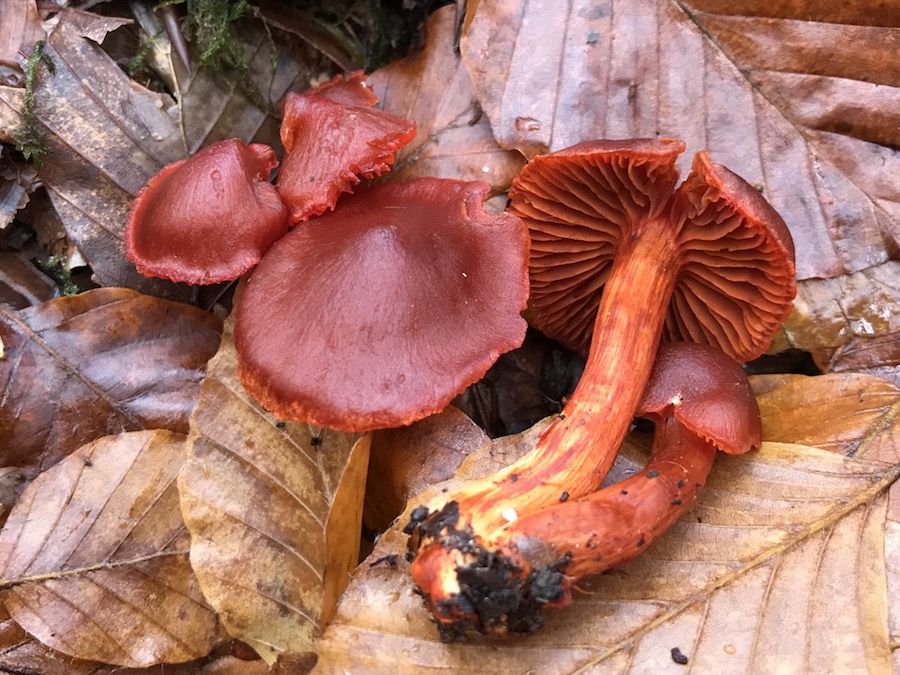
[
  {"xmin": 37, "ymin": 254, "xmax": 80, "ymax": 296},
  {"xmin": 13, "ymin": 41, "xmax": 55, "ymax": 167},
  {"xmin": 163, "ymin": 0, "xmax": 277, "ymax": 114}
]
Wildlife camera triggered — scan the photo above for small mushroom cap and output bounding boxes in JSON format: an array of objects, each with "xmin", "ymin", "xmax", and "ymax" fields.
[
  {"xmin": 125, "ymin": 138, "xmax": 288, "ymax": 285},
  {"xmin": 276, "ymin": 81, "xmax": 416, "ymax": 223},
  {"xmin": 309, "ymin": 70, "xmax": 378, "ymax": 107},
  {"xmin": 637, "ymin": 341, "xmax": 761, "ymax": 454},
  {"xmin": 509, "ymin": 139, "xmax": 796, "ymax": 363},
  {"xmin": 234, "ymin": 178, "xmax": 529, "ymax": 432}
]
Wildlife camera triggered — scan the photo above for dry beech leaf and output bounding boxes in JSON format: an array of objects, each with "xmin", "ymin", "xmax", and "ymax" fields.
[
  {"xmin": 179, "ymin": 315, "xmax": 371, "ymax": 665},
  {"xmin": 365, "ymin": 405, "xmax": 489, "ymax": 534},
  {"xmin": 0, "ymin": 287, "xmax": 221, "ymax": 491},
  {"xmin": 0, "ymin": 430, "xmax": 220, "ymax": 667},
  {"xmin": 316, "ymin": 374, "xmax": 900, "ymax": 673},
  {"xmin": 459, "ymin": 1, "xmax": 900, "ymax": 376},
  {"xmin": 366, "ymin": 6, "xmax": 525, "ymax": 192}
]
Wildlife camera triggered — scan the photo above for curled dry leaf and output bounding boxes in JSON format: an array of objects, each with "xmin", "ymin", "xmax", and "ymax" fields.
[
  {"xmin": 316, "ymin": 373, "xmax": 900, "ymax": 673},
  {"xmin": 0, "ymin": 287, "xmax": 222, "ymax": 498},
  {"xmin": 179, "ymin": 315, "xmax": 371, "ymax": 665},
  {"xmin": 0, "ymin": 430, "xmax": 220, "ymax": 667},
  {"xmin": 366, "ymin": 5, "xmax": 525, "ymax": 192}
]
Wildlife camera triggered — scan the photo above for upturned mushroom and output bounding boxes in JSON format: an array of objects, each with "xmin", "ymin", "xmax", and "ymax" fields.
[
  {"xmin": 411, "ymin": 341, "xmax": 761, "ymax": 638},
  {"xmin": 234, "ymin": 177, "xmax": 529, "ymax": 431},
  {"xmin": 125, "ymin": 138, "xmax": 288, "ymax": 284},
  {"xmin": 409, "ymin": 139, "xmax": 796, "ymax": 612}
]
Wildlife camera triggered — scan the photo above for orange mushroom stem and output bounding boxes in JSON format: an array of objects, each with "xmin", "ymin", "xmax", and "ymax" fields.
[
  {"xmin": 411, "ymin": 342, "xmax": 761, "ymax": 639},
  {"xmin": 408, "ymin": 139, "xmax": 796, "ymax": 634}
]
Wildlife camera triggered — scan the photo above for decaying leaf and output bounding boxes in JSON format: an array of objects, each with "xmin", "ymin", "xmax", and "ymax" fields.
[
  {"xmin": 780, "ymin": 263, "xmax": 900, "ymax": 384},
  {"xmin": 0, "ymin": 287, "xmax": 222, "ymax": 496},
  {"xmin": 316, "ymin": 373, "xmax": 900, "ymax": 673},
  {"xmin": 366, "ymin": 6, "xmax": 525, "ymax": 192},
  {"xmin": 0, "ymin": 11, "xmax": 190, "ymax": 296},
  {"xmin": 179, "ymin": 315, "xmax": 371, "ymax": 665},
  {"xmin": 0, "ymin": 430, "xmax": 220, "ymax": 667}
]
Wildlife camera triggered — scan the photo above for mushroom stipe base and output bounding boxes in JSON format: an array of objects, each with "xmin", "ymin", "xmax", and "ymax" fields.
[{"xmin": 406, "ymin": 501, "xmax": 573, "ymax": 641}]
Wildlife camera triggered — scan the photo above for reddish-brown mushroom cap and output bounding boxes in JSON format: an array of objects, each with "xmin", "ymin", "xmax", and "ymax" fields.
[
  {"xmin": 276, "ymin": 77, "xmax": 416, "ymax": 223},
  {"xmin": 234, "ymin": 178, "xmax": 529, "ymax": 432},
  {"xmin": 308, "ymin": 70, "xmax": 379, "ymax": 107},
  {"xmin": 125, "ymin": 138, "xmax": 288, "ymax": 285},
  {"xmin": 637, "ymin": 341, "xmax": 762, "ymax": 454},
  {"xmin": 512, "ymin": 139, "xmax": 796, "ymax": 362}
]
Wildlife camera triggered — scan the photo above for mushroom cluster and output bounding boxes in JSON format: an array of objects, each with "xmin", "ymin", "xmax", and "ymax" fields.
[
  {"xmin": 124, "ymin": 72, "xmax": 530, "ymax": 432},
  {"xmin": 407, "ymin": 139, "xmax": 797, "ymax": 638}
]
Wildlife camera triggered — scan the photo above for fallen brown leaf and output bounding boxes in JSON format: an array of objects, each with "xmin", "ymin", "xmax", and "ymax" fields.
[
  {"xmin": 316, "ymin": 373, "xmax": 900, "ymax": 673},
  {"xmin": 0, "ymin": 287, "xmax": 222, "ymax": 504},
  {"xmin": 0, "ymin": 11, "xmax": 189, "ymax": 296},
  {"xmin": 0, "ymin": 430, "xmax": 220, "ymax": 667},
  {"xmin": 0, "ymin": 0, "xmax": 44, "ymax": 67},
  {"xmin": 179, "ymin": 314, "xmax": 371, "ymax": 665},
  {"xmin": 367, "ymin": 6, "xmax": 525, "ymax": 193}
]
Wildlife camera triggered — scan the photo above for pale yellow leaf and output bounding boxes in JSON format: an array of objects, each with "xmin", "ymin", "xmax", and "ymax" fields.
[{"xmin": 179, "ymin": 315, "xmax": 371, "ymax": 665}]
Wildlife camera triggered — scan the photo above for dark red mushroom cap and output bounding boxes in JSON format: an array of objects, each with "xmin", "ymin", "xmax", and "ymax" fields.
[
  {"xmin": 234, "ymin": 178, "xmax": 529, "ymax": 431},
  {"xmin": 509, "ymin": 139, "xmax": 796, "ymax": 363},
  {"xmin": 125, "ymin": 138, "xmax": 288, "ymax": 285},
  {"xmin": 637, "ymin": 342, "xmax": 761, "ymax": 454},
  {"xmin": 276, "ymin": 77, "xmax": 416, "ymax": 223}
]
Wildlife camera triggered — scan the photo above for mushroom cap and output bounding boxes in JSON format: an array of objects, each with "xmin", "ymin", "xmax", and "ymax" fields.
[
  {"xmin": 125, "ymin": 138, "xmax": 288, "ymax": 285},
  {"xmin": 276, "ymin": 81, "xmax": 416, "ymax": 223},
  {"xmin": 309, "ymin": 70, "xmax": 378, "ymax": 107},
  {"xmin": 508, "ymin": 139, "xmax": 796, "ymax": 363},
  {"xmin": 637, "ymin": 341, "xmax": 761, "ymax": 454},
  {"xmin": 234, "ymin": 178, "xmax": 530, "ymax": 432}
]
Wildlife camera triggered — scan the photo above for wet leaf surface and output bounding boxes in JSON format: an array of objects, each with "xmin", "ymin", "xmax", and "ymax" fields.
[
  {"xmin": 0, "ymin": 287, "xmax": 222, "ymax": 495},
  {"xmin": 316, "ymin": 373, "xmax": 900, "ymax": 673},
  {"xmin": 0, "ymin": 430, "xmax": 220, "ymax": 667},
  {"xmin": 179, "ymin": 315, "xmax": 371, "ymax": 665}
]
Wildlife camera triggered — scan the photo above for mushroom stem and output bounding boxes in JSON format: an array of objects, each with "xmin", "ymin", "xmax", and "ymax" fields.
[
  {"xmin": 411, "ymin": 415, "xmax": 717, "ymax": 638},
  {"xmin": 438, "ymin": 214, "xmax": 681, "ymax": 536}
]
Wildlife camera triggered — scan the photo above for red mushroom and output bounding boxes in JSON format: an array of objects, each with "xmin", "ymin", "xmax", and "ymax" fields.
[
  {"xmin": 408, "ymin": 139, "xmax": 796, "ymax": 618},
  {"xmin": 125, "ymin": 138, "xmax": 288, "ymax": 285},
  {"xmin": 276, "ymin": 73, "xmax": 416, "ymax": 223},
  {"xmin": 411, "ymin": 341, "xmax": 761, "ymax": 638},
  {"xmin": 234, "ymin": 178, "xmax": 529, "ymax": 431}
]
